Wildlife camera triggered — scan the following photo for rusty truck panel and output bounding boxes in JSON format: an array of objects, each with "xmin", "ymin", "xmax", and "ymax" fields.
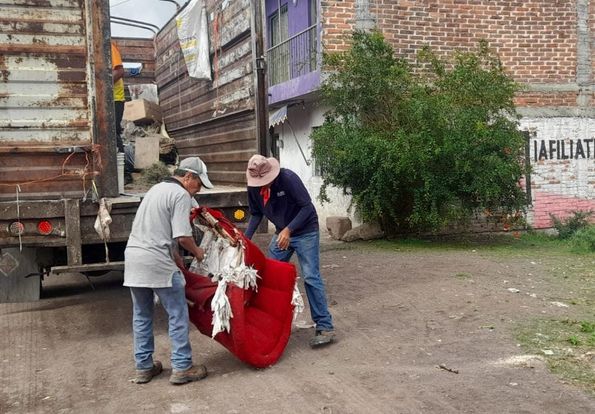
[
  {"xmin": 0, "ymin": 0, "xmax": 117, "ymax": 201},
  {"xmin": 155, "ymin": 0, "xmax": 258, "ymax": 186}
]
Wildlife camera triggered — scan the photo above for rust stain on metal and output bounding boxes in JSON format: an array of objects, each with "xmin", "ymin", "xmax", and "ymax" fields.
[
  {"xmin": 0, "ymin": 44, "xmax": 86, "ymax": 54},
  {"xmin": 59, "ymin": 82, "xmax": 87, "ymax": 97},
  {"xmin": 0, "ymin": 0, "xmax": 95, "ymax": 200},
  {"xmin": 4, "ymin": 21, "xmax": 45, "ymax": 33},
  {"xmin": 56, "ymin": 70, "xmax": 86, "ymax": 82},
  {"xmin": 25, "ymin": 0, "xmax": 54, "ymax": 7},
  {"xmin": 0, "ymin": 55, "xmax": 9, "ymax": 83}
]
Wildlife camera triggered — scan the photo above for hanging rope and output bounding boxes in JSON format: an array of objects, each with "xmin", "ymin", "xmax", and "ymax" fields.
[
  {"xmin": 0, "ymin": 146, "xmax": 101, "ymax": 189},
  {"xmin": 1, "ymin": 147, "xmax": 102, "ymax": 236},
  {"xmin": 212, "ymin": 10, "xmax": 223, "ymax": 115},
  {"xmin": 15, "ymin": 184, "xmax": 22, "ymax": 251}
]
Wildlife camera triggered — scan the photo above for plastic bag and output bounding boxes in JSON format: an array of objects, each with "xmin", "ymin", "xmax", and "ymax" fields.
[{"xmin": 176, "ymin": 0, "xmax": 212, "ymax": 80}]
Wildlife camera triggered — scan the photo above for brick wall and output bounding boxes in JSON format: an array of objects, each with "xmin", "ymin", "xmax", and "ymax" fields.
[
  {"xmin": 591, "ymin": 0, "xmax": 595, "ymax": 76},
  {"xmin": 318, "ymin": 1, "xmax": 594, "ymax": 230},
  {"xmin": 322, "ymin": 1, "xmax": 578, "ymax": 84},
  {"xmin": 514, "ymin": 92, "xmax": 579, "ymax": 107},
  {"xmin": 321, "ymin": 1, "xmax": 357, "ymax": 51}
]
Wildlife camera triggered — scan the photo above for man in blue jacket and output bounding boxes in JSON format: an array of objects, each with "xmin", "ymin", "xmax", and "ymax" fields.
[{"xmin": 243, "ymin": 154, "xmax": 335, "ymax": 347}]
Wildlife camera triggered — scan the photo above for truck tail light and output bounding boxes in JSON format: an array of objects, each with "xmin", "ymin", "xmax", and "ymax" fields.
[
  {"xmin": 37, "ymin": 220, "xmax": 53, "ymax": 235},
  {"xmin": 9, "ymin": 221, "xmax": 25, "ymax": 236}
]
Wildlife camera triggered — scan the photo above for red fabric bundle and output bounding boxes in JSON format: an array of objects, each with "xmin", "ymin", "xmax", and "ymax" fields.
[{"xmin": 182, "ymin": 207, "xmax": 297, "ymax": 368}]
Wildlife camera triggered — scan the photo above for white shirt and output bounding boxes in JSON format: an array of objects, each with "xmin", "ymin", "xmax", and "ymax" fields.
[{"xmin": 124, "ymin": 179, "xmax": 193, "ymax": 288}]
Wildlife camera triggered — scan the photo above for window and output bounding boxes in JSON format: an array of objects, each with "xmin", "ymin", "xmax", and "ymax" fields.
[
  {"xmin": 269, "ymin": 4, "xmax": 289, "ymax": 85},
  {"xmin": 308, "ymin": 0, "xmax": 318, "ymax": 72},
  {"xmin": 266, "ymin": 1, "xmax": 320, "ymax": 86},
  {"xmin": 309, "ymin": 0, "xmax": 317, "ymax": 26}
]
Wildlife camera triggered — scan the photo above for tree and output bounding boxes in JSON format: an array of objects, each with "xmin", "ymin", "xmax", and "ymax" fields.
[{"xmin": 312, "ymin": 31, "xmax": 527, "ymax": 234}]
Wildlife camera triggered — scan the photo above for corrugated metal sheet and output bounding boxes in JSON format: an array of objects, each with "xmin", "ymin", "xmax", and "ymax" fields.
[
  {"xmin": 0, "ymin": 0, "xmax": 108, "ymax": 200},
  {"xmin": 155, "ymin": 0, "xmax": 258, "ymax": 185}
]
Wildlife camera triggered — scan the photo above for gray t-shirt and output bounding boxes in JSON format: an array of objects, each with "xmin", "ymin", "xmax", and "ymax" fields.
[{"xmin": 124, "ymin": 180, "xmax": 194, "ymax": 288}]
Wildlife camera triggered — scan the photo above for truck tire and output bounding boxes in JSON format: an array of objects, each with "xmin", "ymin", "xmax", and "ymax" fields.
[{"xmin": 0, "ymin": 247, "xmax": 41, "ymax": 303}]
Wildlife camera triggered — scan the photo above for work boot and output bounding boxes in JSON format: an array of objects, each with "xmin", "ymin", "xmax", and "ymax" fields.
[
  {"xmin": 134, "ymin": 360, "xmax": 163, "ymax": 384},
  {"xmin": 169, "ymin": 364, "xmax": 208, "ymax": 385},
  {"xmin": 309, "ymin": 330, "xmax": 335, "ymax": 348}
]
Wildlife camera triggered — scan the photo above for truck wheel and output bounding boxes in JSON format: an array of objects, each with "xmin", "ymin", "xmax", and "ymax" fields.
[{"xmin": 0, "ymin": 247, "xmax": 42, "ymax": 303}]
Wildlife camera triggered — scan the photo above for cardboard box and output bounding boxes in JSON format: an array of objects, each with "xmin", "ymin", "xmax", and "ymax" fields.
[
  {"xmin": 123, "ymin": 99, "xmax": 162, "ymax": 125},
  {"xmin": 134, "ymin": 135, "xmax": 160, "ymax": 169}
]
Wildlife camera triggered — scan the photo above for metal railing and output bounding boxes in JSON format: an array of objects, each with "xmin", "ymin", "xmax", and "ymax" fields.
[{"xmin": 266, "ymin": 24, "xmax": 319, "ymax": 87}]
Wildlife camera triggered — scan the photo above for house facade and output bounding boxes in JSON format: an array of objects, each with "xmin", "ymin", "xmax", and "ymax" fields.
[{"xmin": 266, "ymin": 0, "xmax": 595, "ymax": 231}]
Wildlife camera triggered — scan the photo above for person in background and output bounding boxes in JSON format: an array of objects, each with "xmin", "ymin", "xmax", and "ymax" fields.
[
  {"xmin": 111, "ymin": 40, "xmax": 125, "ymax": 153},
  {"xmin": 124, "ymin": 157, "xmax": 214, "ymax": 385},
  {"xmin": 243, "ymin": 154, "xmax": 335, "ymax": 348}
]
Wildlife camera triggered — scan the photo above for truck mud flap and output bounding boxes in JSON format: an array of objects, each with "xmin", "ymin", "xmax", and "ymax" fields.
[{"xmin": 0, "ymin": 248, "xmax": 41, "ymax": 303}]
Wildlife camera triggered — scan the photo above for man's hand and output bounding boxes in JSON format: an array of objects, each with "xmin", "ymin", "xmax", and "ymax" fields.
[
  {"xmin": 177, "ymin": 236, "xmax": 205, "ymax": 263},
  {"xmin": 173, "ymin": 249, "xmax": 186, "ymax": 270},
  {"xmin": 276, "ymin": 227, "xmax": 291, "ymax": 250},
  {"xmin": 113, "ymin": 66, "xmax": 124, "ymax": 83},
  {"xmin": 193, "ymin": 246, "xmax": 205, "ymax": 262}
]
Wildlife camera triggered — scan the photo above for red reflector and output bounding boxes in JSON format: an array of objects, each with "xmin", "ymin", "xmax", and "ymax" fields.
[
  {"xmin": 9, "ymin": 221, "xmax": 25, "ymax": 236},
  {"xmin": 37, "ymin": 220, "xmax": 53, "ymax": 235}
]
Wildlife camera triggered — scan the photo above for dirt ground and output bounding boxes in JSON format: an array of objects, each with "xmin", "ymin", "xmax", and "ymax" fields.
[{"xmin": 1, "ymin": 233, "xmax": 594, "ymax": 414}]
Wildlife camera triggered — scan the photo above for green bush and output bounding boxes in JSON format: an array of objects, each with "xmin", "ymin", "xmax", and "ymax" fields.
[
  {"xmin": 312, "ymin": 31, "xmax": 527, "ymax": 234},
  {"xmin": 550, "ymin": 210, "xmax": 593, "ymax": 239},
  {"xmin": 570, "ymin": 225, "xmax": 595, "ymax": 253}
]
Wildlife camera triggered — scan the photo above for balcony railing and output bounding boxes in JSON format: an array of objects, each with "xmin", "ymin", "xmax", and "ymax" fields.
[{"xmin": 266, "ymin": 24, "xmax": 319, "ymax": 87}]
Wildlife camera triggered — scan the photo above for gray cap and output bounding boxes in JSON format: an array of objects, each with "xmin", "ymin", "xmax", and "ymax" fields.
[{"xmin": 179, "ymin": 157, "xmax": 214, "ymax": 189}]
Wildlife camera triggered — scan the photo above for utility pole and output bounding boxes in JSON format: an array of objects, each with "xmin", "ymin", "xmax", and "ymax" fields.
[{"xmin": 251, "ymin": 0, "xmax": 269, "ymax": 156}]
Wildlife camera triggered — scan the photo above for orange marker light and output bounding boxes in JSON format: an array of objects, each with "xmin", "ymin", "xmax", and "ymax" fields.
[{"xmin": 233, "ymin": 209, "xmax": 246, "ymax": 221}]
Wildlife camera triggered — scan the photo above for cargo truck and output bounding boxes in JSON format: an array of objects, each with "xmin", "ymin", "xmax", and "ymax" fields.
[{"xmin": 0, "ymin": 0, "xmax": 268, "ymax": 302}]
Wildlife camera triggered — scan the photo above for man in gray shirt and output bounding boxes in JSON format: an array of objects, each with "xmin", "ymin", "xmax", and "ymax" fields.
[{"xmin": 124, "ymin": 156, "xmax": 213, "ymax": 385}]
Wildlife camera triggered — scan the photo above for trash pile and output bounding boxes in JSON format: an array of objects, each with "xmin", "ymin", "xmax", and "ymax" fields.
[{"xmin": 120, "ymin": 84, "xmax": 178, "ymax": 185}]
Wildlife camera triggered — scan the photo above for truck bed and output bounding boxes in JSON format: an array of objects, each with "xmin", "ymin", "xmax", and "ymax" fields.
[{"xmin": 122, "ymin": 182, "xmax": 247, "ymax": 198}]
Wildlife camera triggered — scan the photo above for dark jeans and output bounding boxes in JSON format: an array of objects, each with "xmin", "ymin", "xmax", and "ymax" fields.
[{"xmin": 114, "ymin": 100, "xmax": 125, "ymax": 152}]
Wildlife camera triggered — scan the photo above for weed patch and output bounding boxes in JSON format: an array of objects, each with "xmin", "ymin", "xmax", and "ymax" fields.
[
  {"xmin": 515, "ymin": 319, "xmax": 595, "ymax": 393},
  {"xmin": 570, "ymin": 225, "xmax": 595, "ymax": 253},
  {"xmin": 550, "ymin": 210, "xmax": 593, "ymax": 239}
]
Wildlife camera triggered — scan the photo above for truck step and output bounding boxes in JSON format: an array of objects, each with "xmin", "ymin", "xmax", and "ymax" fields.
[{"xmin": 51, "ymin": 262, "xmax": 124, "ymax": 275}]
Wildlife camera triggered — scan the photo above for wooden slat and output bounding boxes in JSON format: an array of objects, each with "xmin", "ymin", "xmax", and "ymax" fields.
[{"xmin": 64, "ymin": 198, "xmax": 81, "ymax": 265}]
